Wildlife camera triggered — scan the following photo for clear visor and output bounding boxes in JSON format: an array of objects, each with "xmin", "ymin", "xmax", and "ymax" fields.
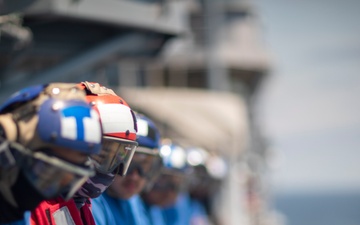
[
  {"xmin": 91, "ymin": 137, "xmax": 138, "ymax": 175},
  {"xmin": 127, "ymin": 152, "xmax": 163, "ymax": 191},
  {"xmin": 22, "ymin": 151, "xmax": 95, "ymax": 200}
]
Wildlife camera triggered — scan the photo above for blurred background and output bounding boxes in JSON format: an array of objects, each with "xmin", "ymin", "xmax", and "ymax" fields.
[
  {"xmin": 254, "ymin": 0, "xmax": 360, "ymax": 225},
  {"xmin": 0, "ymin": 0, "xmax": 359, "ymax": 225}
]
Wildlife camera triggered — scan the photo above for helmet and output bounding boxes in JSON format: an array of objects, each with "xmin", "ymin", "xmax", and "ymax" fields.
[
  {"xmin": 186, "ymin": 147, "xmax": 227, "ymax": 198},
  {"xmin": 135, "ymin": 113, "xmax": 161, "ymax": 154},
  {"xmin": 143, "ymin": 140, "xmax": 190, "ymax": 200},
  {"xmin": 0, "ymin": 83, "xmax": 102, "ymax": 153},
  {"xmin": 0, "ymin": 83, "xmax": 102, "ymax": 200},
  {"xmin": 78, "ymin": 81, "xmax": 138, "ymax": 175},
  {"xmin": 124, "ymin": 113, "xmax": 162, "ymax": 184},
  {"xmin": 187, "ymin": 147, "xmax": 227, "ymax": 180},
  {"xmin": 159, "ymin": 139, "xmax": 191, "ymax": 175}
]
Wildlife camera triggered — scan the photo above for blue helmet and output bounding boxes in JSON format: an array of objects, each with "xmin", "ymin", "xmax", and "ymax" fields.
[
  {"xmin": 0, "ymin": 84, "xmax": 45, "ymax": 113},
  {"xmin": 0, "ymin": 83, "xmax": 102, "ymax": 154},
  {"xmin": 159, "ymin": 139, "xmax": 191, "ymax": 175},
  {"xmin": 0, "ymin": 83, "xmax": 104, "ymax": 199},
  {"xmin": 123, "ymin": 113, "xmax": 162, "ymax": 183},
  {"xmin": 135, "ymin": 113, "xmax": 161, "ymax": 154}
]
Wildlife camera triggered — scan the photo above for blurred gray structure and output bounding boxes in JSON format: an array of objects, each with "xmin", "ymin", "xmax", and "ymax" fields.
[
  {"xmin": 0, "ymin": 0, "xmax": 283, "ymax": 225},
  {"xmin": 0, "ymin": 0, "xmax": 185, "ymax": 102}
]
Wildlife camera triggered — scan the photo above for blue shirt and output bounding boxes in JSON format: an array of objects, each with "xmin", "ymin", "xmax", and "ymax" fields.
[
  {"xmin": 161, "ymin": 193, "xmax": 191, "ymax": 225},
  {"xmin": 130, "ymin": 194, "xmax": 170, "ymax": 225},
  {"xmin": 92, "ymin": 193, "xmax": 149, "ymax": 225},
  {"xmin": 92, "ymin": 194, "xmax": 116, "ymax": 225},
  {"xmin": 161, "ymin": 193, "xmax": 210, "ymax": 225},
  {"xmin": 142, "ymin": 201, "xmax": 166, "ymax": 225},
  {"xmin": 188, "ymin": 198, "xmax": 210, "ymax": 225}
]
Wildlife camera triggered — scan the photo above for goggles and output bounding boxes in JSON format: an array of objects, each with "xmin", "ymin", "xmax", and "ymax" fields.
[
  {"xmin": 91, "ymin": 137, "xmax": 138, "ymax": 175},
  {"xmin": 23, "ymin": 151, "xmax": 95, "ymax": 200},
  {"xmin": 13, "ymin": 143, "xmax": 95, "ymax": 200},
  {"xmin": 125, "ymin": 153, "xmax": 162, "ymax": 180}
]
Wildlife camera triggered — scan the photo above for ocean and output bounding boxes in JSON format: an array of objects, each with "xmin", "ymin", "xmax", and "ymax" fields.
[{"xmin": 273, "ymin": 192, "xmax": 360, "ymax": 225}]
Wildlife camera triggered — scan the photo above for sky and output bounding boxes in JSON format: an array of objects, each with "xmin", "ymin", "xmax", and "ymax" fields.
[{"xmin": 253, "ymin": 0, "xmax": 360, "ymax": 193}]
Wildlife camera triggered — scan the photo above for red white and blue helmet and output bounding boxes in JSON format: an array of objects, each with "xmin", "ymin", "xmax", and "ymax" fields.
[
  {"xmin": 78, "ymin": 82, "xmax": 138, "ymax": 175},
  {"xmin": 78, "ymin": 82, "xmax": 137, "ymax": 142}
]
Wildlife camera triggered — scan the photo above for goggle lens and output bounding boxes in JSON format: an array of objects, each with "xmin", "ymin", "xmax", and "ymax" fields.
[
  {"xmin": 91, "ymin": 137, "xmax": 137, "ymax": 174},
  {"xmin": 126, "ymin": 154, "xmax": 162, "ymax": 180},
  {"xmin": 22, "ymin": 152, "xmax": 94, "ymax": 200}
]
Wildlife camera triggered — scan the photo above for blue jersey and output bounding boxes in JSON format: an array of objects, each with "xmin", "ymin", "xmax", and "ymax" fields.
[
  {"xmin": 188, "ymin": 198, "xmax": 211, "ymax": 225},
  {"xmin": 92, "ymin": 194, "xmax": 116, "ymax": 225},
  {"xmin": 142, "ymin": 202, "xmax": 166, "ymax": 225},
  {"xmin": 161, "ymin": 193, "xmax": 210, "ymax": 225},
  {"xmin": 92, "ymin": 193, "xmax": 149, "ymax": 225},
  {"xmin": 127, "ymin": 195, "xmax": 152, "ymax": 225}
]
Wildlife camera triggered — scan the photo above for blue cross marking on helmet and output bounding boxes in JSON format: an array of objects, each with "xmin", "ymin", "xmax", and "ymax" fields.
[{"xmin": 61, "ymin": 106, "xmax": 92, "ymax": 141}]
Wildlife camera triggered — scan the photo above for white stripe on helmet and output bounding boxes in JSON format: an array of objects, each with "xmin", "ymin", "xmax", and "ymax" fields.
[
  {"xmin": 136, "ymin": 118, "xmax": 149, "ymax": 136},
  {"xmin": 97, "ymin": 104, "xmax": 136, "ymax": 134},
  {"xmin": 83, "ymin": 110, "xmax": 102, "ymax": 143}
]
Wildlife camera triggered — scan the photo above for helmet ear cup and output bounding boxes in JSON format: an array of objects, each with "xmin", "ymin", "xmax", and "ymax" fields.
[{"xmin": 0, "ymin": 114, "xmax": 18, "ymax": 142}]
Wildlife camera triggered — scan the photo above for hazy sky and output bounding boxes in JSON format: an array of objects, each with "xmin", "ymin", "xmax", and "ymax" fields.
[{"xmin": 253, "ymin": 0, "xmax": 360, "ymax": 193}]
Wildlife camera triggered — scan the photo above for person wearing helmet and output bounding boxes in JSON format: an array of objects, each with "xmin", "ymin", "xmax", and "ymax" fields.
[
  {"xmin": 186, "ymin": 148, "xmax": 226, "ymax": 225},
  {"xmin": 0, "ymin": 83, "xmax": 102, "ymax": 224},
  {"xmin": 92, "ymin": 112, "xmax": 163, "ymax": 225},
  {"xmin": 29, "ymin": 82, "xmax": 138, "ymax": 225},
  {"xmin": 141, "ymin": 139, "xmax": 193, "ymax": 225}
]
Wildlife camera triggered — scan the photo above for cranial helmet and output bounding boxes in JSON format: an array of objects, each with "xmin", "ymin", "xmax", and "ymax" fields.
[
  {"xmin": 136, "ymin": 113, "xmax": 161, "ymax": 154},
  {"xmin": 124, "ymin": 113, "xmax": 162, "ymax": 189},
  {"xmin": 146, "ymin": 139, "xmax": 191, "ymax": 195},
  {"xmin": 186, "ymin": 147, "xmax": 228, "ymax": 199},
  {"xmin": 187, "ymin": 147, "xmax": 228, "ymax": 180},
  {"xmin": 0, "ymin": 83, "xmax": 102, "ymax": 153},
  {"xmin": 159, "ymin": 139, "xmax": 191, "ymax": 175},
  {"xmin": 78, "ymin": 81, "xmax": 138, "ymax": 176},
  {"xmin": 0, "ymin": 83, "xmax": 102, "ymax": 203}
]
